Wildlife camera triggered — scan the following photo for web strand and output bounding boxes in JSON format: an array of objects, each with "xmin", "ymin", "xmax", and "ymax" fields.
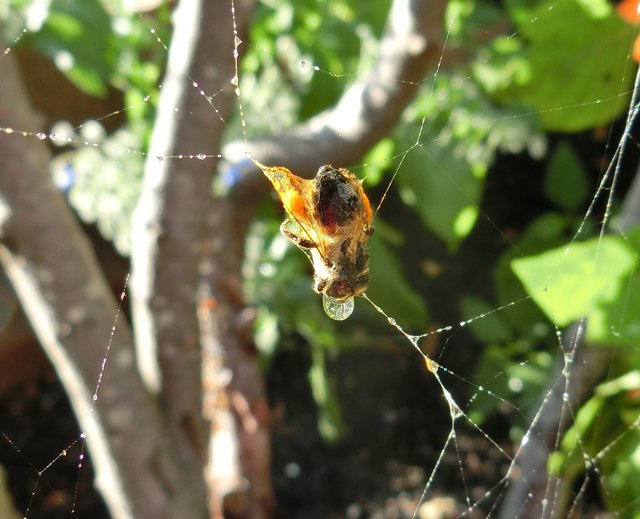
[{"xmin": 1, "ymin": 0, "xmax": 640, "ymax": 517}]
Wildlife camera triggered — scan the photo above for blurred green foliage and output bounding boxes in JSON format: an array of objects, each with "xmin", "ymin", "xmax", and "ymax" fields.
[
  {"xmin": 548, "ymin": 371, "xmax": 640, "ymax": 516},
  {"xmin": 512, "ymin": 237, "xmax": 637, "ymax": 342},
  {"xmin": 468, "ymin": 0, "xmax": 635, "ymax": 131},
  {"xmin": 3, "ymin": 0, "xmax": 166, "ymax": 253},
  {"xmin": 4, "ymin": 0, "xmax": 640, "ymax": 514},
  {"xmin": 33, "ymin": 0, "xmax": 115, "ymax": 96}
]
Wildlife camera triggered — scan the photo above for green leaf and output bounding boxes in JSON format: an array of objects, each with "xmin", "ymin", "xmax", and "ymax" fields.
[
  {"xmin": 549, "ymin": 396, "xmax": 605, "ymax": 476},
  {"xmin": 396, "ymin": 145, "xmax": 483, "ymax": 251},
  {"xmin": 543, "ymin": 142, "xmax": 589, "ymax": 211},
  {"xmin": 511, "ymin": 238, "xmax": 636, "ymax": 340},
  {"xmin": 591, "ymin": 269, "xmax": 640, "ymax": 345},
  {"xmin": 34, "ymin": 0, "xmax": 116, "ymax": 96},
  {"xmin": 461, "ymin": 295, "xmax": 512, "ymax": 343},
  {"xmin": 494, "ymin": 213, "xmax": 571, "ymax": 335},
  {"xmin": 601, "ymin": 431, "xmax": 640, "ymax": 515},
  {"xmin": 309, "ymin": 343, "xmax": 344, "ymax": 442},
  {"xmin": 254, "ymin": 308, "xmax": 281, "ymax": 362},
  {"xmin": 596, "ymin": 371, "xmax": 640, "ymax": 398},
  {"xmin": 474, "ymin": 36, "xmax": 531, "ymax": 95},
  {"xmin": 394, "ymin": 71, "xmax": 543, "ymax": 250},
  {"xmin": 446, "ymin": 0, "xmax": 503, "ymax": 41},
  {"xmin": 477, "ymin": 0, "xmax": 634, "ymax": 131},
  {"xmin": 552, "ymin": 385, "xmax": 640, "ymax": 514},
  {"xmin": 362, "ymin": 138, "xmax": 395, "ymax": 187},
  {"xmin": 519, "ymin": 0, "xmax": 633, "ymax": 131},
  {"xmin": 366, "ymin": 224, "xmax": 428, "ymax": 329}
]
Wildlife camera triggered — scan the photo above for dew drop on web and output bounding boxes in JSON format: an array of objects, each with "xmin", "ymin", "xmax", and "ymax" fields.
[{"xmin": 322, "ymin": 295, "xmax": 354, "ymax": 321}]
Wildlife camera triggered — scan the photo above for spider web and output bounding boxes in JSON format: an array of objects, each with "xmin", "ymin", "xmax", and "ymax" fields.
[{"xmin": 0, "ymin": 0, "xmax": 639, "ymax": 518}]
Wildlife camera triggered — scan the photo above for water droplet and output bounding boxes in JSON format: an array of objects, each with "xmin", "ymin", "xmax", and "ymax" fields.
[
  {"xmin": 230, "ymin": 75, "xmax": 238, "ymax": 86},
  {"xmin": 322, "ymin": 295, "xmax": 354, "ymax": 321},
  {"xmin": 196, "ymin": 153, "xmax": 207, "ymax": 160},
  {"xmin": 36, "ymin": 132, "xmax": 47, "ymax": 140},
  {"xmin": 234, "ymin": 36, "xmax": 242, "ymax": 47}
]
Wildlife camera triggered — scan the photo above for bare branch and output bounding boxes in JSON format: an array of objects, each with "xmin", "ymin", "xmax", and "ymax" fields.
[
  {"xmin": 130, "ymin": 0, "xmax": 275, "ymax": 515},
  {"xmin": 0, "ymin": 35, "xmax": 207, "ymax": 519},
  {"xmin": 225, "ymin": 0, "xmax": 447, "ymax": 204}
]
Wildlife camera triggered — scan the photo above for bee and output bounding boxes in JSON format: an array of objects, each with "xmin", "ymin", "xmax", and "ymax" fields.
[{"xmin": 254, "ymin": 161, "xmax": 374, "ymax": 319}]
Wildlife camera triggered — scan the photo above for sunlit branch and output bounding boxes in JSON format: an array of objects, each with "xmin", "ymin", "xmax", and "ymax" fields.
[
  {"xmin": 0, "ymin": 31, "xmax": 194, "ymax": 519},
  {"xmin": 130, "ymin": 0, "xmax": 274, "ymax": 516},
  {"xmin": 225, "ymin": 0, "xmax": 447, "ymax": 202}
]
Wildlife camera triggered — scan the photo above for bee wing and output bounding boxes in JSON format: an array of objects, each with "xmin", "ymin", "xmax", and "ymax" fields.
[{"xmin": 254, "ymin": 161, "xmax": 327, "ymax": 255}]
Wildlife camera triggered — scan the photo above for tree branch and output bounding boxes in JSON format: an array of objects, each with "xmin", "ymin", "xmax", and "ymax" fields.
[
  {"xmin": 0, "ymin": 33, "xmax": 207, "ymax": 519},
  {"xmin": 129, "ymin": 0, "xmax": 274, "ymax": 515},
  {"xmin": 225, "ymin": 0, "xmax": 447, "ymax": 205}
]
